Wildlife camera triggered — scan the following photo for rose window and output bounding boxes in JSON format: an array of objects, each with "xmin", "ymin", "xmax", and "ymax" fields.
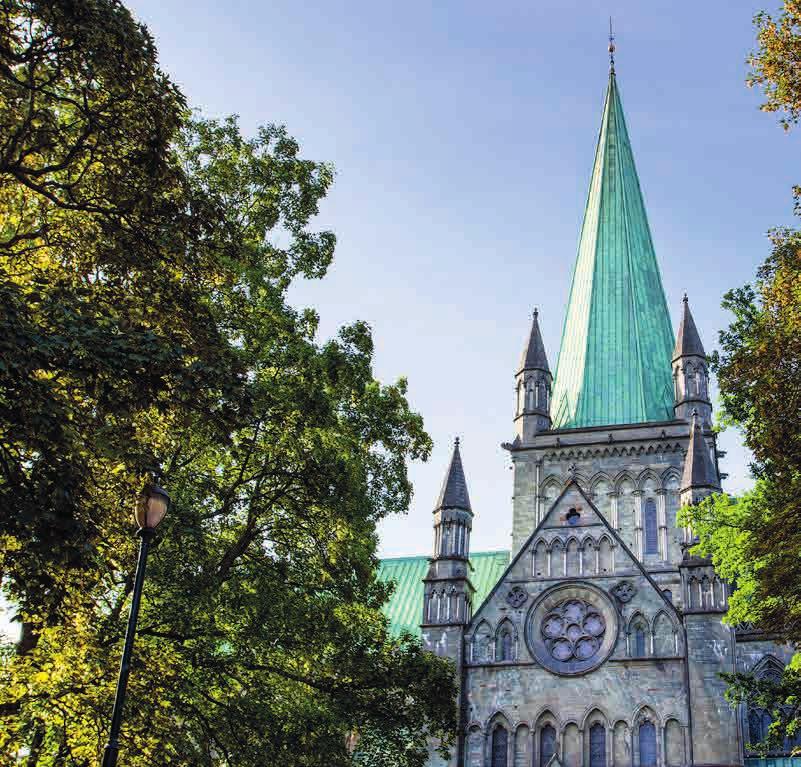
[{"xmin": 540, "ymin": 598, "xmax": 606, "ymax": 663}]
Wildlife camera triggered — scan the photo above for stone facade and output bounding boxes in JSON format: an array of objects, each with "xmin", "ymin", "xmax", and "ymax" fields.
[{"xmin": 418, "ymin": 58, "xmax": 792, "ymax": 767}]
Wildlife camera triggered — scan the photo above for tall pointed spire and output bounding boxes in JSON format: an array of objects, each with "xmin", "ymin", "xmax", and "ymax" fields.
[
  {"xmin": 435, "ymin": 437, "xmax": 472, "ymax": 512},
  {"xmin": 519, "ymin": 308, "xmax": 550, "ymax": 374},
  {"xmin": 550, "ymin": 67, "xmax": 675, "ymax": 429}
]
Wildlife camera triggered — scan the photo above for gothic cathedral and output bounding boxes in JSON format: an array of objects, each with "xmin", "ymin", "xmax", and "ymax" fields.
[{"xmin": 419, "ymin": 61, "xmax": 792, "ymax": 767}]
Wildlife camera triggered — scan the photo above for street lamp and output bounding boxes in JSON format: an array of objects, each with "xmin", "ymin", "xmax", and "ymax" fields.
[{"xmin": 100, "ymin": 484, "xmax": 169, "ymax": 767}]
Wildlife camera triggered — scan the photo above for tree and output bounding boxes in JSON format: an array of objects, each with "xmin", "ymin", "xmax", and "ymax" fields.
[
  {"xmin": 0, "ymin": 2, "xmax": 456, "ymax": 765},
  {"xmin": 682, "ymin": 1, "xmax": 801, "ymax": 751}
]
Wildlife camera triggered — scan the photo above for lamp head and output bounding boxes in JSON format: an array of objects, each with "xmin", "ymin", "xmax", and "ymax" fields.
[{"xmin": 135, "ymin": 484, "xmax": 169, "ymax": 531}]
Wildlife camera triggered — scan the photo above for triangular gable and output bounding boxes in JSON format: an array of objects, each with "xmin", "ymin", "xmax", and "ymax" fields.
[{"xmin": 468, "ymin": 480, "xmax": 679, "ymax": 627}]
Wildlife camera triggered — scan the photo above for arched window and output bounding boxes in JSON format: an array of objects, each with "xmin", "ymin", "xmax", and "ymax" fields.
[
  {"xmin": 634, "ymin": 624, "xmax": 647, "ymax": 657},
  {"xmin": 491, "ymin": 725, "xmax": 508, "ymax": 767},
  {"xmin": 748, "ymin": 708, "xmax": 770, "ymax": 746},
  {"xmin": 639, "ymin": 721, "xmax": 657, "ymax": 767},
  {"xmin": 662, "ymin": 589, "xmax": 673, "ymax": 603},
  {"xmin": 590, "ymin": 723, "xmax": 606, "ymax": 767},
  {"xmin": 644, "ymin": 498, "xmax": 658, "ymax": 555},
  {"xmin": 540, "ymin": 724, "xmax": 556, "ymax": 767},
  {"xmin": 497, "ymin": 627, "xmax": 513, "ymax": 662}
]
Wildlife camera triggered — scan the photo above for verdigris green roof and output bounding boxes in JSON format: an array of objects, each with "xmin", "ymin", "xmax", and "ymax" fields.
[
  {"xmin": 551, "ymin": 71, "xmax": 675, "ymax": 429},
  {"xmin": 377, "ymin": 551, "xmax": 510, "ymax": 637}
]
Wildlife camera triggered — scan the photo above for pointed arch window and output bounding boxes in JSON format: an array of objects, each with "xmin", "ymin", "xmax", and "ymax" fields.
[
  {"xmin": 639, "ymin": 721, "xmax": 657, "ymax": 767},
  {"xmin": 590, "ymin": 723, "xmax": 606, "ymax": 767},
  {"xmin": 540, "ymin": 724, "xmax": 556, "ymax": 767},
  {"xmin": 497, "ymin": 627, "xmax": 513, "ymax": 662},
  {"xmin": 644, "ymin": 498, "xmax": 658, "ymax": 555},
  {"xmin": 634, "ymin": 625, "xmax": 647, "ymax": 658},
  {"xmin": 491, "ymin": 725, "xmax": 508, "ymax": 767}
]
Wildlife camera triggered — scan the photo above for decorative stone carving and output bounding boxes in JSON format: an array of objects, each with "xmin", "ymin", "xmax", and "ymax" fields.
[
  {"xmin": 611, "ymin": 580, "xmax": 636, "ymax": 603},
  {"xmin": 506, "ymin": 586, "xmax": 528, "ymax": 608}
]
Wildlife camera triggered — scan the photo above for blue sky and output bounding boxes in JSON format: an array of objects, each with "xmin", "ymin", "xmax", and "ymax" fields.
[{"xmin": 124, "ymin": 0, "xmax": 795, "ymax": 560}]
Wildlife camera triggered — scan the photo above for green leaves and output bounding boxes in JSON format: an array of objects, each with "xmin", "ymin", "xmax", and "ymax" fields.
[{"xmin": 0, "ymin": 3, "xmax": 451, "ymax": 765}]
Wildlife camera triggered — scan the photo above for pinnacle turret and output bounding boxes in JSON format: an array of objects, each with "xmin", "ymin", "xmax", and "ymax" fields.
[
  {"xmin": 423, "ymin": 438, "xmax": 475, "ymax": 631},
  {"xmin": 435, "ymin": 437, "xmax": 472, "ymax": 513},
  {"xmin": 518, "ymin": 309, "xmax": 550, "ymax": 374},
  {"xmin": 672, "ymin": 295, "xmax": 711, "ymax": 426},
  {"xmin": 514, "ymin": 310, "xmax": 552, "ymax": 441},
  {"xmin": 680, "ymin": 410, "xmax": 720, "ymax": 506},
  {"xmin": 673, "ymin": 294, "xmax": 706, "ymax": 360}
]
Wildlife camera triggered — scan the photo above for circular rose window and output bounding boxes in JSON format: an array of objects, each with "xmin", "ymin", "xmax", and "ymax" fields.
[
  {"xmin": 526, "ymin": 584, "xmax": 618, "ymax": 676},
  {"xmin": 540, "ymin": 599, "xmax": 606, "ymax": 663}
]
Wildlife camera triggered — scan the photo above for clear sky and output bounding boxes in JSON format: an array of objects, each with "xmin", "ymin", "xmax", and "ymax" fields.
[{"xmin": 122, "ymin": 0, "xmax": 795, "ymax": 560}]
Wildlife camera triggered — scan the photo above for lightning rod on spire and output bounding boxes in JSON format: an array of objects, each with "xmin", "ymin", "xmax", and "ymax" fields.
[{"xmin": 608, "ymin": 17, "xmax": 616, "ymax": 74}]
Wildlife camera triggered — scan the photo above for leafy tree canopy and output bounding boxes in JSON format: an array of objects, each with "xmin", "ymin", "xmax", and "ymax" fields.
[
  {"xmin": 682, "ymin": 1, "xmax": 801, "ymax": 751},
  {"xmin": 0, "ymin": 2, "xmax": 456, "ymax": 765}
]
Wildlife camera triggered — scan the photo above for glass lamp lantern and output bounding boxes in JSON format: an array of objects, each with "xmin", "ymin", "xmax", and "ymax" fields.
[{"xmin": 134, "ymin": 484, "xmax": 170, "ymax": 530}]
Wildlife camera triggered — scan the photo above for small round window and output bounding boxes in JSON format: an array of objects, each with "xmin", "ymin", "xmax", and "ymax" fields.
[{"xmin": 566, "ymin": 508, "xmax": 580, "ymax": 526}]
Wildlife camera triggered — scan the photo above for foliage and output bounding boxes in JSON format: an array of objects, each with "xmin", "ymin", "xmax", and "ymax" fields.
[
  {"xmin": 0, "ymin": 1, "xmax": 457, "ymax": 765},
  {"xmin": 749, "ymin": 1, "xmax": 801, "ymax": 130},
  {"xmin": 683, "ymin": 214, "xmax": 801, "ymax": 748},
  {"xmin": 724, "ymin": 663, "xmax": 801, "ymax": 755}
]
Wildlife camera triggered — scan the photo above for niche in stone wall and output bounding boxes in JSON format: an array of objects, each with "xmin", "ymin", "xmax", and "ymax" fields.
[
  {"xmin": 563, "ymin": 722, "xmax": 581, "ymax": 767},
  {"xmin": 665, "ymin": 719, "xmax": 684, "ymax": 767},
  {"xmin": 582, "ymin": 537, "xmax": 595, "ymax": 575},
  {"xmin": 653, "ymin": 611, "xmax": 676, "ymax": 656},
  {"xmin": 566, "ymin": 538, "xmax": 580, "ymax": 576},
  {"xmin": 613, "ymin": 721, "xmax": 630, "ymax": 767},
  {"xmin": 466, "ymin": 726, "xmax": 483, "ymax": 767},
  {"xmin": 551, "ymin": 539, "xmax": 566, "ymax": 578},
  {"xmin": 534, "ymin": 540, "xmax": 548, "ymax": 578},
  {"xmin": 591, "ymin": 476, "xmax": 611, "ymax": 522},
  {"xmin": 514, "ymin": 724, "xmax": 530, "ymax": 767},
  {"xmin": 473, "ymin": 621, "xmax": 493, "ymax": 663},
  {"xmin": 616, "ymin": 476, "xmax": 636, "ymax": 550},
  {"xmin": 598, "ymin": 536, "xmax": 613, "ymax": 574}
]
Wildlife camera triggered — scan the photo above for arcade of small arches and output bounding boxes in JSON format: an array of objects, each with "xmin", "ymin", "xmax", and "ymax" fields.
[
  {"xmin": 534, "ymin": 470, "xmax": 685, "ymax": 561},
  {"xmin": 465, "ymin": 707, "xmax": 687, "ymax": 767},
  {"xmin": 683, "ymin": 574, "xmax": 727, "ymax": 612},
  {"xmin": 517, "ymin": 374, "xmax": 551, "ymax": 415},
  {"xmin": 425, "ymin": 584, "xmax": 472, "ymax": 625},
  {"xmin": 530, "ymin": 534, "xmax": 616, "ymax": 579},
  {"xmin": 467, "ymin": 607, "xmax": 680, "ymax": 665}
]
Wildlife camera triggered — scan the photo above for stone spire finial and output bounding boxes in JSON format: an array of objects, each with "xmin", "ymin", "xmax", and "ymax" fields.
[
  {"xmin": 673, "ymin": 294, "xmax": 705, "ymax": 361},
  {"xmin": 519, "ymin": 308, "xmax": 550, "ymax": 374},
  {"xmin": 435, "ymin": 438, "xmax": 472, "ymax": 513}
]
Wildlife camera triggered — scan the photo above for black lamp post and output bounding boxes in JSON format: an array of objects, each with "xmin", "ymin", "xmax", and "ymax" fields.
[{"xmin": 100, "ymin": 484, "xmax": 169, "ymax": 767}]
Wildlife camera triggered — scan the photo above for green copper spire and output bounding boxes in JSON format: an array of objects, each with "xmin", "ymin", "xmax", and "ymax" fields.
[{"xmin": 550, "ymin": 69, "xmax": 675, "ymax": 429}]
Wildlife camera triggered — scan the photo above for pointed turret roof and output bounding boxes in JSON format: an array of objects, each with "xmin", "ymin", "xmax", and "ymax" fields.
[
  {"xmin": 435, "ymin": 438, "xmax": 472, "ymax": 513},
  {"xmin": 519, "ymin": 309, "xmax": 550, "ymax": 374},
  {"xmin": 681, "ymin": 411, "xmax": 719, "ymax": 491},
  {"xmin": 550, "ymin": 69, "xmax": 675, "ymax": 429},
  {"xmin": 673, "ymin": 294, "xmax": 705, "ymax": 360}
]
